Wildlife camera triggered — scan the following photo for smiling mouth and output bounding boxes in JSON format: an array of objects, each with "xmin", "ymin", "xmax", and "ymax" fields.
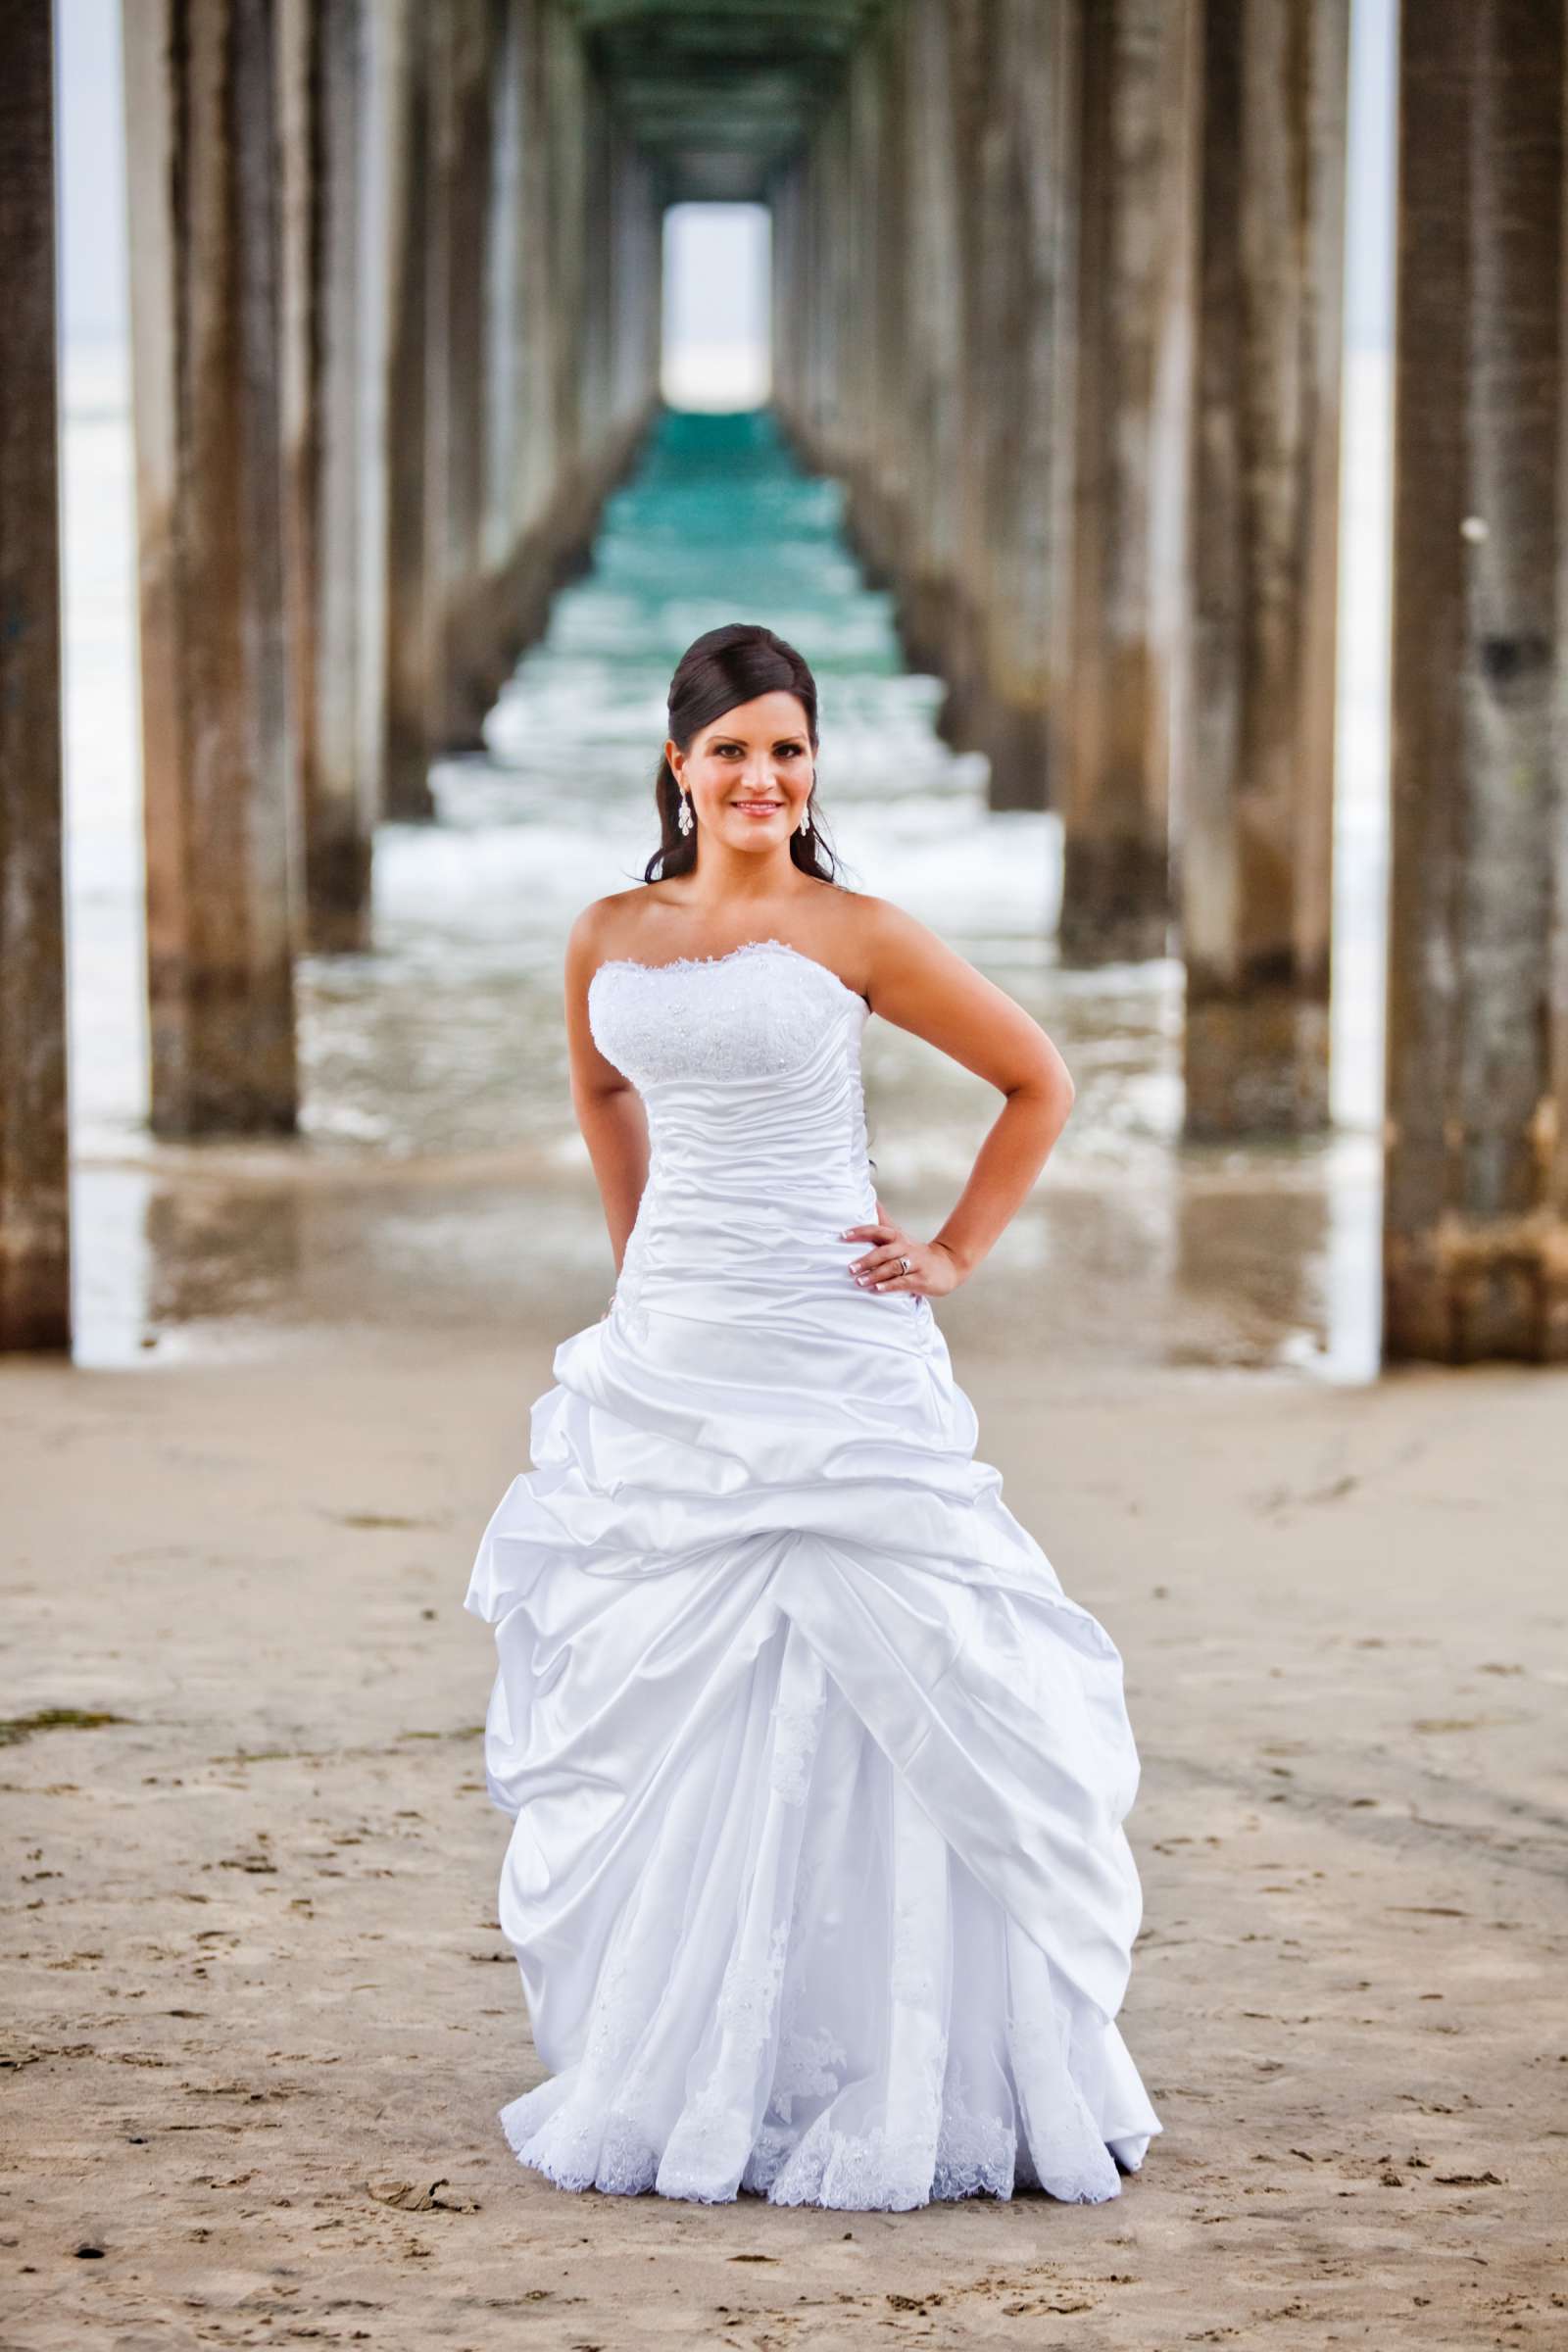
[{"xmin": 733, "ymin": 800, "xmax": 783, "ymax": 811}]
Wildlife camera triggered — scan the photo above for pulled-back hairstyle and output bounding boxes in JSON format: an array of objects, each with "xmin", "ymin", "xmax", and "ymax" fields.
[{"xmin": 642, "ymin": 622, "xmax": 841, "ymax": 883}]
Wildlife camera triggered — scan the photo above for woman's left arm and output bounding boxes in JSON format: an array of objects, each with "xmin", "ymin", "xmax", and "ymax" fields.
[{"xmin": 842, "ymin": 898, "xmax": 1075, "ymax": 1297}]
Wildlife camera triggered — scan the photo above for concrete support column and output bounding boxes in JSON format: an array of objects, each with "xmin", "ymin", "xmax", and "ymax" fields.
[
  {"xmin": 951, "ymin": 0, "xmax": 1078, "ymax": 813},
  {"xmin": 1179, "ymin": 0, "xmax": 1348, "ymax": 1136},
  {"xmin": 931, "ymin": 1, "xmax": 1011, "ymax": 781},
  {"xmin": 480, "ymin": 0, "xmax": 526, "ymax": 673},
  {"xmin": 0, "ymin": 0, "xmax": 70, "ymax": 1349},
  {"xmin": 1061, "ymin": 0, "xmax": 1196, "ymax": 961},
  {"xmin": 430, "ymin": 0, "xmax": 501, "ymax": 750},
  {"xmin": 858, "ymin": 4, "xmax": 913, "ymax": 584},
  {"xmin": 579, "ymin": 68, "xmax": 612, "ymax": 466},
  {"xmin": 123, "ymin": 0, "xmax": 300, "ymax": 1136},
  {"xmin": 514, "ymin": 0, "xmax": 565, "ymax": 579},
  {"xmin": 381, "ymin": 4, "xmax": 437, "ymax": 819},
  {"xmin": 1384, "ymin": 0, "xmax": 1568, "ymax": 1362},
  {"xmin": 783, "ymin": 115, "xmax": 824, "ymax": 458},
  {"xmin": 897, "ymin": 0, "xmax": 965, "ymax": 691},
  {"xmin": 280, "ymin": 0, "xmax": 374, "ymax": 949},
  {"xmin": 608, "ymin": 131, "xmax": 663, "ymax": 450},
  {"xmin": 545, "ymin": 6, "xmax": 590, "ymax": 546},
  {"xmin": 769, "ymin": 162, "xmax": 799, "ymax": 425},
  {"xmin": 780, "ymin": 131, "xmax": 820, "ymax": 448},
  {"xmin": 834, "ymin": 19, "xmax": 888, "ymax": 566},
  {"xmin": 505, "ymin": 0, "xmax": 555, "ymax": 566}
]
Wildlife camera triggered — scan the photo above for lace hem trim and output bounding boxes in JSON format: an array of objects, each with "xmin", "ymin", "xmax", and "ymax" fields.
[{"xmin": 498, "ymin": 2088, "xmax": 1142, "ymax": 2212}]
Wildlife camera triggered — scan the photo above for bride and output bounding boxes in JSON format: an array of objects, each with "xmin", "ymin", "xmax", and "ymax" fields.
[{"xmin": 465, "ymin": 620, "xmax": 1162, "ymax": 2209}]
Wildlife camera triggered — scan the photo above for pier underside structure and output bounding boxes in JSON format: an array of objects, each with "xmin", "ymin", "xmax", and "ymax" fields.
[{"xmin": 2, "ymin": 0, "xmax": 1564, "ymax": 1364}]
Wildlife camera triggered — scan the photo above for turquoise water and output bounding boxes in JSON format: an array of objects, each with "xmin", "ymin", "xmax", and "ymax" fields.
[{"xmin": 64, "ymin": 387, "xmax": 1385, "ymax": 1379}]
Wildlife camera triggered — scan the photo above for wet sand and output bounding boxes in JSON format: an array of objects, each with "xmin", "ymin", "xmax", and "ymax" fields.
[{"xmin": 4, "ymin": 1323, "xmax": 1565, "ymax": 2348}]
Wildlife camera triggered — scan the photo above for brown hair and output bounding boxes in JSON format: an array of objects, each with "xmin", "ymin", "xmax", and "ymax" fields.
[{"xmin": 642, "ymin": 621, "xmax": 842, "ymax": 884}]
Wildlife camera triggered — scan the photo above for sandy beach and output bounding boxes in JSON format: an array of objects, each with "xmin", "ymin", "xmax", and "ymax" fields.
[{"xmin": 4, "ymin": 1319, "xmax": 1564, "ymax": 2350}]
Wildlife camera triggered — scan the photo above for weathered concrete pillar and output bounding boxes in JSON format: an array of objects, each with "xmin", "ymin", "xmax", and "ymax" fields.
[
  {"xmin": 350, "ymin": 4, "xmax": 396, "ymax": 835},
  {"xmin": 123, "ymin": 0, "xmax": 300, "ymax": 1135},
  {"xmin": 547, "ymin": 4, "xmax": 589, "ymax": 522},
  {"xmin": 785, "ymin": 138, "xmax": 822, "ymax": 447},
  {"xmin": 381, "ymin": 3, "xmax": 437, "ymax": 820},
  {"xmin": 607, "ymin": 131, "xmax": 662, "ymax": 452},
  {"xmin": 0, "ymin": 0, "xmax": 70, "ymax": 1350},
  {"xmin": 896, "ymin": 0, "xmax": 965, "ymax": 693},
  {"xmin": 926, "ymin": 0, "xmax": 1005, "ymax": 776},
  {"xmin": 844, "ymin": 1, "xmax": 910, "ymax": 588},
  {"xmin": 947, "ymin": 0, "xmax": 1078, "ymax": 813},
  {"xmin": 1060, "ymin": 0, "xmax": 1196, "ymax": 961},
  {"xmin": 775, "ymin": 138, "xmax": 819, "ymax": 448},
  {"xmin": 481, "ymin": 0, "xmax": 526, "ymax": 673},
  {"xmin": 512, "ymin": 0, "xmax": 565, "ymax": 598},
  {"xmin": 1178, "ymin": 0, "xmax": 1348, "ymax": 1136},
  {"xmin": 770, "ymin": 167, "xmax": 796, "ymax": 420},
  {"xmin": 280, "ymin": 0, "xmax": 374, "ymax": 950},
  {"xmin": 1384, "ymin": 1, "xmax": 1568, "ymax": 1362},
  {"xmin": 429, "ymin": 0, "xmax": 501, "ymax": 750},
  {"xmin": 579, "ymin": 68, "xmax": 612, "ymax": 464},
  {"xmin": 597, "ymin": 123, "xmax": 659, "ymax": 458}
]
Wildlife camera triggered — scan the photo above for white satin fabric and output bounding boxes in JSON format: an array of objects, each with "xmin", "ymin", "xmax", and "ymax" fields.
[{"xmin": 465, "ymin": 938, "xmax": 1161, "ymax": 2207}]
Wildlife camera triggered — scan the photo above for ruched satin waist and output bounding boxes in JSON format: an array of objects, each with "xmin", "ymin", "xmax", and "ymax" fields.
[{"xmin": 619, "ymin": 1015, "xmax": 883, "ymax": 1303}]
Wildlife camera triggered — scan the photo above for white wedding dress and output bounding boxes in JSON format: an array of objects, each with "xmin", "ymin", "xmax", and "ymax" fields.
[{"xmin": 464, "ymin": 938, "xmax": 1161, "ymax": 2208}]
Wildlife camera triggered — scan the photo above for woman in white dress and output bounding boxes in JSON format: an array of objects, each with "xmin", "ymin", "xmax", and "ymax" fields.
[{"xmin": 465, "ymin": 621, "xmax": 1162, "ymax": 2209}]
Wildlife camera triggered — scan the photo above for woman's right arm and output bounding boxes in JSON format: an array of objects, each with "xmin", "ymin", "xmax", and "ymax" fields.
[{"xmin": 564, "ymin": 905, "xmax": 649, "ymax": 1278}]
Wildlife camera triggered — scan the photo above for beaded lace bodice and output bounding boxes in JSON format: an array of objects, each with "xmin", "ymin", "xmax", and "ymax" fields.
[
  {"xmin": 585, "ymin": 936, "xmax": 883, "ymax": 1327},
  {"xmin": 587, "ymin": 936, "xmax": 870, "ymax": 1095}
]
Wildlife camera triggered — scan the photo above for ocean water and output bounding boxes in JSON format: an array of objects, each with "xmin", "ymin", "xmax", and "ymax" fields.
[{"xmin": 61, "ymin": 360, "xmax": 1389, "ymax": 1380}]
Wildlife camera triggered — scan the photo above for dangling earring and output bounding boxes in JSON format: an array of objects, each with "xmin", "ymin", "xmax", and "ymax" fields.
[
  {"xmin": 677, "ymin": 792, "xmax": 693, "ymax": 836},
  {"xmin": 798, "ymin": 771, "xmax": 814, "ymax": 836}
]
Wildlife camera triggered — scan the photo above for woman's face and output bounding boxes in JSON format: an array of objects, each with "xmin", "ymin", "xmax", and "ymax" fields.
[{"xmin": 667, "ymin": 691, "xmax": 813, "ymax": 850}]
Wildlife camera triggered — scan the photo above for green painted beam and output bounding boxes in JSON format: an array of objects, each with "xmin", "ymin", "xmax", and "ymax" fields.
[
  {"xmin": 563, "ymin": 0, "xmax": 892, "ymax": 200},
  {"xmin": 571, "ymin": 0, "xmax": 870, "ymax": 26}
]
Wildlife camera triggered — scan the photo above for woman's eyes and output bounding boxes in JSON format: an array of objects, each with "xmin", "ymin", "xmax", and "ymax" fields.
[{"xmin": 716, "ymin": 744, "xmax": 802, "ymax": 757}]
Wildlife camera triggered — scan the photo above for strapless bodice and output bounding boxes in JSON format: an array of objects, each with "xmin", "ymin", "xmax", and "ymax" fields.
[
  {"xmin": 587, "ymin": 940, "xmax": 886, "ymax": 1326},
  {"xmin": 587, "ymin": 937, "xmax": 869, "ymax": 1111}
]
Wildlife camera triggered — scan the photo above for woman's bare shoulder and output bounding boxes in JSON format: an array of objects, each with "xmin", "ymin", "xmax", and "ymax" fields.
[
  {"xmin": 565, "ymin": 886, "xmax": 676, "ymax": 975},
  {"xmin": 826, "ymin": 889, "xmax": 948, "ymax": 966}
]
